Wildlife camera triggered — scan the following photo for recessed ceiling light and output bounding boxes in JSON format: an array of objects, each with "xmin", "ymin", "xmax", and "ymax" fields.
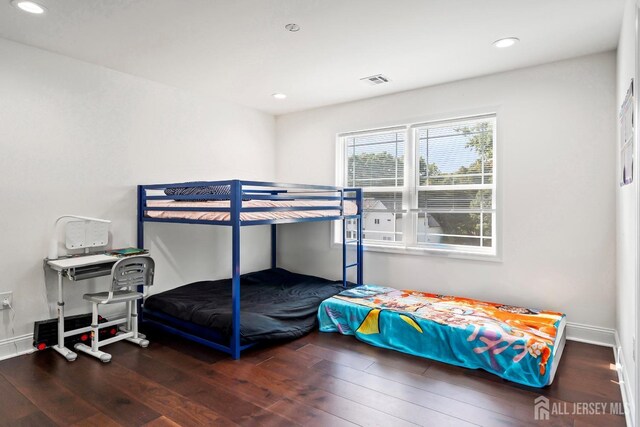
[
  {"xmin": 272, "ymin": 93, "xmax": 287, "ymax": 100},
  {"xmin": 493, "ymin": 37, "xmax": 519, "ymax": 48},
  {"xmin": 284, "ymin": 23, "xmax": 300, "ymax": 32},
  {"xmin": 11, "ymin": 0, "xmax": 46, "ymax": 14}
]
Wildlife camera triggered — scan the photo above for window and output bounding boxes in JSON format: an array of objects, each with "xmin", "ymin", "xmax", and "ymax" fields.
[
  {"xmin": 344, "ymin": 129, "xmax": 405, "ymax": 244},
  {"xmin": 337, "ymin": 114, "xmax": 497, "ymax": 258}
]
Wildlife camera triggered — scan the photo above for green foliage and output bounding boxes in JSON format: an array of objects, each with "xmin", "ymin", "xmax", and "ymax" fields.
[
  {"xmin": 347, "ymin": 151, "xmax": 403, "ymax": 186},
  {"xmin": 459, "ymin": 121, "xmax": 493, "ymax": 160},
  {"xmin": 419, "ymin": 157, "xmax": 440, "ymax": 181}
]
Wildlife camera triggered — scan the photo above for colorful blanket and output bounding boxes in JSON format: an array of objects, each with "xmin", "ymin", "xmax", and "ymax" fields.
[{"xmin": 318, "ymin": 285, "xmax": 565, "ymax": 387}]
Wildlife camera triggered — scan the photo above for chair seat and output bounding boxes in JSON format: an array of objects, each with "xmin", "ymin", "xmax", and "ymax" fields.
[{"xmin": 83, "ymin": 290, "xmax": 143, "ymax": 304}]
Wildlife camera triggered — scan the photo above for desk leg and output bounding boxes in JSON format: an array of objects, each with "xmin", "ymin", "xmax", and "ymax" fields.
[{"xmin": 52, "ymin": 271, "xmax": 77, "ymax": 362}]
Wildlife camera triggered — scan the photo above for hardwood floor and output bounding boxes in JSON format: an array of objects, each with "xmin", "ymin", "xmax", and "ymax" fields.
[{"xmin": 0, "ymin": 330, "xmax": 626, "ymax": 426}]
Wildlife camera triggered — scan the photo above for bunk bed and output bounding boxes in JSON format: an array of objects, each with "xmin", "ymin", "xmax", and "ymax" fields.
[{"xmin": 137, "ymin": 180, "xmax": 363, "ymax": 359}]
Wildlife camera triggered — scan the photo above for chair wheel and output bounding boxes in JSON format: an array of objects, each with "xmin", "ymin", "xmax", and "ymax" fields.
[{"xmin": 139, "ymin": 339, "xmax": 149, "ymax": 348}]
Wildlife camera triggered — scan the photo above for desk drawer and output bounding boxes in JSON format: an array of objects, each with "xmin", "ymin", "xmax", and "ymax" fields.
[{"xmin": 68, "ymin": 262, "xmax": 116, "ymax": 280}]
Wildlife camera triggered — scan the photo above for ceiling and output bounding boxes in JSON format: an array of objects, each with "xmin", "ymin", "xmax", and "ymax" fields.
[{"xmin": 0, "ymin": 0, "xmax": 625, "ymax": 115}]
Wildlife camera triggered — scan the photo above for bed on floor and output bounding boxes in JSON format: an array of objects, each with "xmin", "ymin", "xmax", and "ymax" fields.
[
  {"xmin": 144, "ymin": 268, "xmax": 346, "ymax": 344},
  {"xmin": 318, "ymin": 285, "xmax": 566, "ymax": 388}
]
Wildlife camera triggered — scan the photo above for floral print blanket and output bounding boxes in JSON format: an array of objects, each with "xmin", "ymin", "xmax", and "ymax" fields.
[{"xmin": 318, "ymin": 285, "xmax": 565, "ymax": 387}]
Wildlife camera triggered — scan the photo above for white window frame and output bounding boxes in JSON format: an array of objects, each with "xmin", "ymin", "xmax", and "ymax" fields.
[{"xmin": 335, "ymin": 112, "xmax": 501, "ymax": 262}]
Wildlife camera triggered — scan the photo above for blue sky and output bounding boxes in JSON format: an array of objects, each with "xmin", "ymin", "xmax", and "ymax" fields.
[{"xmin": 350, "ymin": 132, "xmax": 483, "ymax": 174}]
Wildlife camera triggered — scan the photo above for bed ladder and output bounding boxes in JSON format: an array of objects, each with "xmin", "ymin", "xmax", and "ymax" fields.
[{"xmin": 342, "ymin": 188, "xmax": 364, "ymax": 288}]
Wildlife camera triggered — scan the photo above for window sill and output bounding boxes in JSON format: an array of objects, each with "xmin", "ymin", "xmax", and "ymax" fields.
[{"xmin": 332, "ymin": 241, "xmax": 502, "ymax": 263}]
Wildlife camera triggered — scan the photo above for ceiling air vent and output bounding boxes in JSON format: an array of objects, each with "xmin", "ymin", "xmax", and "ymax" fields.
[{"xmin": 360, "ymin": 74, "xmax": 391, "ymax": 85}]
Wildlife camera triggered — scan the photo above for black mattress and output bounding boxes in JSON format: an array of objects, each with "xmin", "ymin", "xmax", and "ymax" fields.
[{"xmin": 144, "ymin": 268, "xmax": 345, "ymax": 344}]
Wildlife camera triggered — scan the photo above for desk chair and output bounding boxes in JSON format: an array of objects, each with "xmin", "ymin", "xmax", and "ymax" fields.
[{"xmin": 74, "ymin": 256, "xmax": 154, "ymax": 362}]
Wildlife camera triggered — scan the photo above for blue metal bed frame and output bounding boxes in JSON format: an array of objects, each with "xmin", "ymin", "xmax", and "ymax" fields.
[{"xmin": 137, "ymin": 179, "xmax": 363, "ymax": 359}]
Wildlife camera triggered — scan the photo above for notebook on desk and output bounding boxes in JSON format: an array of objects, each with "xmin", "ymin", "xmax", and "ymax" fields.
[{"xmin": 108, "ymin": 247, "xmax": 148, "ymax": 257}]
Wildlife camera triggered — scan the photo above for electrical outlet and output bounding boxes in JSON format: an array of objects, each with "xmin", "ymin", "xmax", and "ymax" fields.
[{"xmin": 0, "ymin": 291, "xmax": 12, "ymax": 310}]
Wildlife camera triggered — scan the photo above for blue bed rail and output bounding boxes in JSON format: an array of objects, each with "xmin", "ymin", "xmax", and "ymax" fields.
[{"xmin": 137, "ymin": 179, "xmax": 363, "ymax": 359}]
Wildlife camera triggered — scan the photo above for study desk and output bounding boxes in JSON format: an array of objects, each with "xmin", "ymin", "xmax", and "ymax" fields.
[{"xmin": 44, "ymin": 253, "xmax": 145, "ymax": 361}]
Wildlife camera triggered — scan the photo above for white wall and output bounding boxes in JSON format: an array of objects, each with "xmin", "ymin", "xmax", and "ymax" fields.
[
  {"xmin": 275, "ymin": 52, "xmax": 617, "ymax": 331},
  {"xmin": 0, "ymin": 38, "xmax": 276, "ymax": 355},
  {"xmin": 616, "ymin": 0, "xmax": 638, "ymax": 421}
]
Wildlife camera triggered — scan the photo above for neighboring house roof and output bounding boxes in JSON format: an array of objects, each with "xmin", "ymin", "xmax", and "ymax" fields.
[
  {"xmin": 363, "ymin": 198, "xmax": 387, "ymax": 211},
  {"xmin": 363, "ymin": 198, "xmax": 441, "ymax": 228},
  {"xmin": 426, "ymin": 215, "xmax": 440, "ymax": 228}
]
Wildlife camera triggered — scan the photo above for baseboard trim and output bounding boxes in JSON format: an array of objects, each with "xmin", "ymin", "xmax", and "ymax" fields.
[
  {"xmin": 565, "ymin": 322, "xmax": 616, "ymax": 347},
  {"xmin": 0, "ymin": 333, "xmax": 35, "ymax": 361},
  {"xmin": 614, "ymin": 331, "xmax": 635, "ymax": 427}
]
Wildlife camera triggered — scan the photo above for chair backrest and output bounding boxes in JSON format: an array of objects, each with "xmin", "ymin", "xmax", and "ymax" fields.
[{"xmin": 111, "ymin": 256, "xmax": 154, "ymax": 292}]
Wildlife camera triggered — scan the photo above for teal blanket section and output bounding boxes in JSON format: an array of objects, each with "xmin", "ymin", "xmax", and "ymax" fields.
[{"xmin": 318, "ymin": 285, "xmax": 565, "ymax": 388}]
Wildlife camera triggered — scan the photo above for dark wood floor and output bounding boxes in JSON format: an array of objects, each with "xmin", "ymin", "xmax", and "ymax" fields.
[{"xmin": 0, "ymin": 330, "xmax": 626, "ymax": 426}]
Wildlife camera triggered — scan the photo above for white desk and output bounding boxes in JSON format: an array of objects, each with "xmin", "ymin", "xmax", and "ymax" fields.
[
  {"xmin": 45, "ymin": 254, "xmax": 123, "ymax": 361},
  {"xmin": 47, "ymin": 254, "xmax": 118, "ymax": 271}
]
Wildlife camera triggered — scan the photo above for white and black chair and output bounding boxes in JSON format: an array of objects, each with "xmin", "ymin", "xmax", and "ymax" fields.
[{"xmin": 74, "ymin": 256, "xmax": 154, "ymax": 362}]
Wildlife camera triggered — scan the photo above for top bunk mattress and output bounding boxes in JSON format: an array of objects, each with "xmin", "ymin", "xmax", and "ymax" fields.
[
  {"xmin": 144, "ymin": 268, "xmax": 345, "ymax": 344},
  {"xmin": 318, "ymin": 285, "xmax": 566, "ymax": 388},
  {"xmin": 145, "ymin": 199, "xmax": 357, "ymax": 222}
]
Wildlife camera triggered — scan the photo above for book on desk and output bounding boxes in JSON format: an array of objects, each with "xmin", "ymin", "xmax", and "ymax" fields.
[{"xmin": 107, "ymin": 247, "xmax": 148, "ymax": 257}]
